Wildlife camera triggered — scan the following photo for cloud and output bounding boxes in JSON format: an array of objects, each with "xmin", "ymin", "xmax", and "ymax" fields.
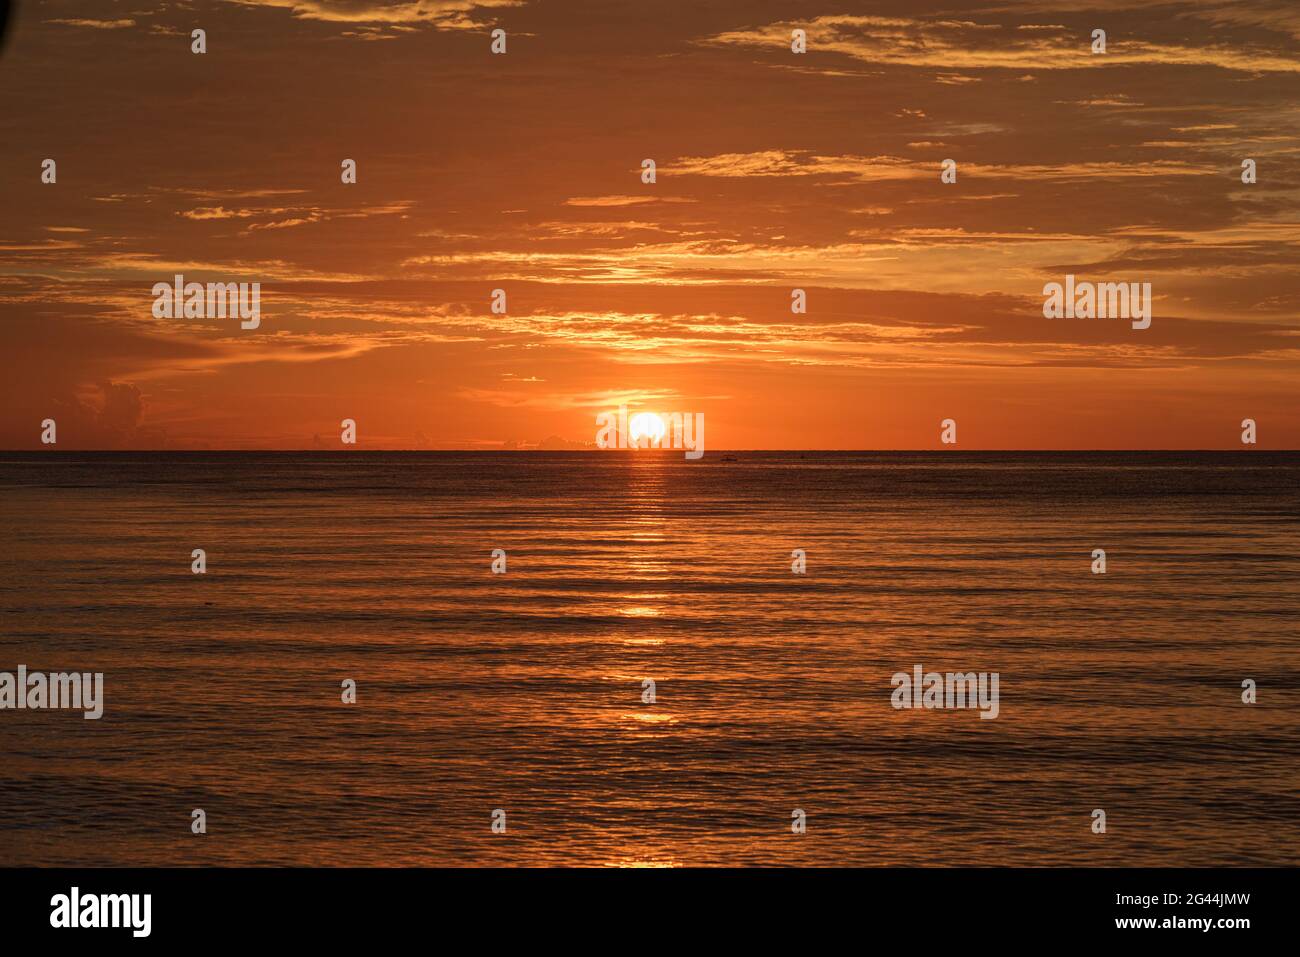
[
  {"xmin": 226, "ymin": 0, "xmax": 523, "ymax": 30},
  {"xmin": 179, "ymin": 207, "xmax": 260, "ymax": 221},
  {"xmin": 700, "ymin": 14, "xmax": 1300, "ymax": 73},
  {"xmin": 457, "ymin": 385, "xmax": 681, "ymax": 411},
  {"xmin": 40, "ymin": 380, "xmax": 148, "ymax": 449},
  {"xmin": 666, "ymin": 150, "xmax": 1211, "ymax": 184},
  {"xmin": 97, "ymin": 381, "xmax": 144, "ymax": 434},
  {"xmin": 565, "ymin": 196, "xmax": 658, "ymax": 207},
  {"xmin": 246, "ymin": 213, "xmax": 326, "ymax": 231},
  {"xmin": 564, "ymin": 195, "xmax": 696, "ymax": 207},
  {"xmin": 45, "ymin": 19, "xmax": 136, "ymax": 30}
]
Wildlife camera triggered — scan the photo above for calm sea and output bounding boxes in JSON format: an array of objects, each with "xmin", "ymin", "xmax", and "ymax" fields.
[{"xmin": 1, "ymin": 451, "xmax": 1296, "ymax": 866}]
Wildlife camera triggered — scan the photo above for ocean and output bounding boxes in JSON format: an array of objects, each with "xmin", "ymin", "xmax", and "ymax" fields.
[{"xmin": 1, "ymin": 451, "xmax": 1296, "ymax": 866}]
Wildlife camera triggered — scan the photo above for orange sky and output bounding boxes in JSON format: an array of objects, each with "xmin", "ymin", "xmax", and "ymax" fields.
[{"xmin": 2, "ymin": 0, "xmax": 1298, "ymax": 449}]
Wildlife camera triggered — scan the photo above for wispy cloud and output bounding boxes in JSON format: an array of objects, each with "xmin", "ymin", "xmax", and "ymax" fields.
[
  {"xmin": 700, "ymin": 15, "xmax": 1300, "ymax": 73},
  {"xmin": 45, "ymin": 18, "xmax": 136, "ymax": 30}
]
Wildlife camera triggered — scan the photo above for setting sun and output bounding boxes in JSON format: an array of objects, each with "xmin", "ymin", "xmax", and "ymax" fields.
[{"xmin": 628, "ymin": 412, "xmax": 666, "ymax": 446}]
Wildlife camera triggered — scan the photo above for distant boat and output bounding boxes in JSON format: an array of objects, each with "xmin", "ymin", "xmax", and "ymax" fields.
[{"xmin": 721, "ymin": 455, "xmax": 739, "ymax": 462}]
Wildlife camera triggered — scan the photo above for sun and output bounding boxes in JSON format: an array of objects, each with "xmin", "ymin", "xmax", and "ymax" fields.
[{"xmin": 628, "ymin": 411, "xmax": 666, "ymax": 446}]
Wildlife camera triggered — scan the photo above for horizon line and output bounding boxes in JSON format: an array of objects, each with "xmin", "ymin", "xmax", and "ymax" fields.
[{"xmin": 2, "ymin": 448, "xmax": 1294, "ymax": 455}]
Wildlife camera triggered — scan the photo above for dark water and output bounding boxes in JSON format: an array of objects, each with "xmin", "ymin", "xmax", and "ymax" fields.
[{"xmin": 0, "ymin": 451, "xmax": 1297, "ymax": 866}]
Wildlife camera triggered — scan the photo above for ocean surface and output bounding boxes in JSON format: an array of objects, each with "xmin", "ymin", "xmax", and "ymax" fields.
[{"xmin": 0, "ymin": 451, "xmax": 1297, "ymax": 867}]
